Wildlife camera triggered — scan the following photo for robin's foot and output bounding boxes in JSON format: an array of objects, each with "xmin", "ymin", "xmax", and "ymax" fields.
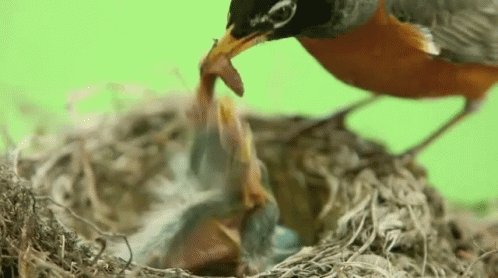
[
  {"xmin": 284, "ymin": 96, "xmax": 380, "ymax": 145},
  {"xmin": 396, "ymin": 150, "xmax": 417, "ymax": 164},
  {"xmin": 344, "ymin": 150, "xmax": 421, "ymax": 176},
  {"xmin": 395, "ymin": 99, "xmax": 481, "ymax": 160}
]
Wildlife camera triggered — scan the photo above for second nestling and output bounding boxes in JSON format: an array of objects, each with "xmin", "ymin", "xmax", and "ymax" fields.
[{"xmin": 113, "ymin": 96, "xmax": 301, "ymax": 277}]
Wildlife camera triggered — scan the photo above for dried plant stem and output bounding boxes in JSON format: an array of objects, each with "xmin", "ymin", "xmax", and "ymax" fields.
[{"xmin": 35, "ymin": 196, "xmax": 133, "ymax": 275}]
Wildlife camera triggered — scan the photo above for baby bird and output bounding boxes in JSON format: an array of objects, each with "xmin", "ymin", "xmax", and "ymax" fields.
[{"xmin": 118, "ymin": 97, "xmax": 300, "ymax": 276}]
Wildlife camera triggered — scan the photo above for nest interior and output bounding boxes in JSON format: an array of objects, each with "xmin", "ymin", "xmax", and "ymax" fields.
[{"xmin": 1, "ymin": 95, "xmax": 497, "ymax": 277}]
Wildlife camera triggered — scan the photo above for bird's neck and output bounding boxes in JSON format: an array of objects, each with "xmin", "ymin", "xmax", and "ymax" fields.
[{"xmin": 299, "ymin": 0, "xmax": 380, "ymax": 38}]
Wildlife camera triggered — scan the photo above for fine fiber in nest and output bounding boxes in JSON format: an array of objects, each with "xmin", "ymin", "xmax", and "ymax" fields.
[{"xmin": 1, "ymin": 94, "xmax": 497, "ymax": 277}]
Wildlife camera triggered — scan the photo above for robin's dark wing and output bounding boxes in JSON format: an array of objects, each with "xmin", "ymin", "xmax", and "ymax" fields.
[{"xmin": 386, "ymin": 0, "xmax": 498, "ymax": 65}]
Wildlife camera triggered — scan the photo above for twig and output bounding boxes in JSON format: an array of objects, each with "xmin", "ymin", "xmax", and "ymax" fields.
[
  {"xmin": 339, "ymin": 261, "xmax": 391, "ymax": 278},
  {"xmin": 408, "ymin": 205, "xmax": 427, "ymax": 277},
  {"xmin": 347, "ymin": 190, "xmax": 379, "ymax": 263},
  {"xmin": 317, "ymin": 166, "xmax": 339, "ymax": 220},
  {"xmin": 35, "ymin": 196, "xmax": 133, "ymax": 274},
  {"xmin": 28, "ymin": 190, "xmax": 38, "ymax": 215},
  {"xmin": 30, "ymin": 142, "xmax": 77, "ymax": 191},
  {"xmin": 12, "ymin": 136, "xmax": 33, "ymax": 178},
  {"xmin": 171, "ymin": 68, "xmax": 193, "ymax": 93},
  {"xmin": 461, "ymin": 249, "xmax": 498, "ymax": 277},
  {"xmin": 344, "ymin": 212, "xmax": 368, "ymax": 248},
  {"xmin": 66, "ymin": 85, "xmax": 101, "ymax": 119},
  {"xmin": 78, "ymin": 140, "xmax": 113, "ymax": 222},
  {"xmin": 91, "ymin": 237, "xmax": 107, "ymax": 265},
  {"xmin": 336, "ymin": 193, "xmax": 371, "ymax": 236},
  {"xmin": 131, "ymin": 264, "xmax": 198, "ymax": 278},
  {"xmin": 30, "ymin": 249, "xmax": 72, "ymax": 278},
  {"xmin": 61, "ymin": 234, "xmax": 65, "ymax": 261},
  {"xmin": 0, "ymin": 125, "xmax": 15, "ymax": 150}
]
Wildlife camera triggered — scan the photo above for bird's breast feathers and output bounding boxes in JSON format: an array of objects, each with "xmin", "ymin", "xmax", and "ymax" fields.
[{"xmin": 298, "ymin": 0, "xmax": 498, "ymax": 99}]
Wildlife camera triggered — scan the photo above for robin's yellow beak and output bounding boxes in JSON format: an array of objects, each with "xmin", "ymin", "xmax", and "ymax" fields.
[{"xmin": 202, "ymin": 25, "xmax": 268, "ymax": 72}]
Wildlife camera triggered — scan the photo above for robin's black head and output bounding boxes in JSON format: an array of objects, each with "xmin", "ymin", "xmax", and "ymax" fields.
[
  {"xmin": 227, "ymin": 0, "xmax": 331, "ymax": 40},
  {"xmin": 202, "ymin": 0, "xmax": 332, "ymax": 67}
]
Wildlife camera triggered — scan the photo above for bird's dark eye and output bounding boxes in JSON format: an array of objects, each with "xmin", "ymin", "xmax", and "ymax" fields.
[
  {"xmin": 268, "ymin": 0, "xmax": 296, "ymax": 28},
  {"xmin": 269, "ymin": 6, "xmax": 293, "ymax": 22}
]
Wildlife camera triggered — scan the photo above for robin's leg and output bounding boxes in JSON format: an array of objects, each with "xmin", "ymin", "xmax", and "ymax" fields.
[
  {"xmin": 285, "ymin": 96, "xmax": 380, "ymax": 144},
  {"xmin": 401, "ymin": 99, "xmax": 482, "ymax": 160}
]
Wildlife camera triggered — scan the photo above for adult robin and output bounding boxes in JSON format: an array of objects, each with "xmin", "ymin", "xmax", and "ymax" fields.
[{"xmin": 201, "ymin": 0, "xmax": 498, "ymax": 157}]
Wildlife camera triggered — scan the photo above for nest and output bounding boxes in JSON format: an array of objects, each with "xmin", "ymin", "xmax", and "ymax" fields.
[{"xmin": 1, "ymin": 95, "xmax": 497, "ymax": 277}]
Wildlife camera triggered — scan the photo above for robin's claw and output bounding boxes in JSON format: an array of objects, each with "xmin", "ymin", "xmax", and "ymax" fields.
[{"xmin": 396, "ymin": 150, "xmax": 417, "ymax": 165}]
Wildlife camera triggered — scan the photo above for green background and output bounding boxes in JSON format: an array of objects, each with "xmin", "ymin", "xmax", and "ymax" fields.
[{"xmin": 1, "ymin": 1, "xmax": 497, "ymax": 204}]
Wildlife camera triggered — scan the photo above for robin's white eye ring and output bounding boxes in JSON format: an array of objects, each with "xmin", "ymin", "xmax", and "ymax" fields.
[{"xmin": 268, "ymin": 0, "xmax": 297, "ymax": 29}]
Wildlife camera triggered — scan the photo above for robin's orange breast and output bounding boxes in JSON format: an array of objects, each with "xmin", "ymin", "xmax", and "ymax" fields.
[{"xmin": 298, "ymin": 2, "xmax": 498, "ymax": 100}]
